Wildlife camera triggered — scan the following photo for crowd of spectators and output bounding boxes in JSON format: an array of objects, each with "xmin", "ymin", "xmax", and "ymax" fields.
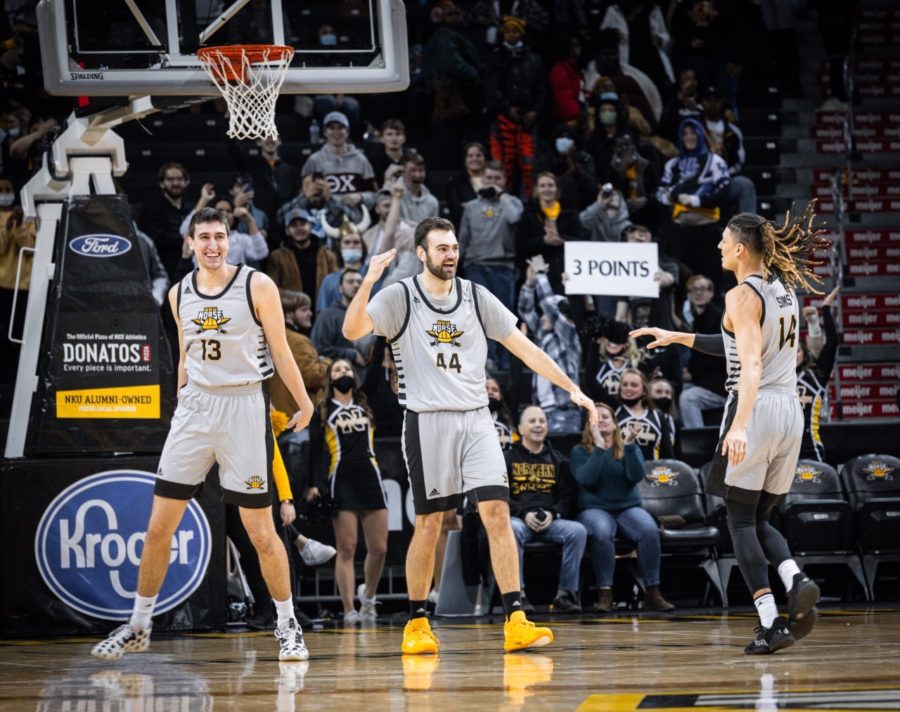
[{"xmin": 0, "ymin": 1, "xmax": 850, "ymax": 616}]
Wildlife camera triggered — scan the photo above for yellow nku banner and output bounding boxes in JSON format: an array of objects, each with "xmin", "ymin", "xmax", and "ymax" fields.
[{"xmin": 56, "ymin": 385, "xmax": 160, "ymax": 419}]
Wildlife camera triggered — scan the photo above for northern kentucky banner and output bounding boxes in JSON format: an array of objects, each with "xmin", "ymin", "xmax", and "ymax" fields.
[{"xmin": 26, "ymin": 195, "xmax": 175, "ymax": 454}]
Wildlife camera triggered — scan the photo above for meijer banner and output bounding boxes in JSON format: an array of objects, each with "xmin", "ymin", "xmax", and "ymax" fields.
[{"xmin": 564, "ymin": 242, "xmax": 659, "ymax": 298}]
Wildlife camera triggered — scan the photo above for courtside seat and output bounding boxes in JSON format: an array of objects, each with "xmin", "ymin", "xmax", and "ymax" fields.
[
  {"xmin": 782, "ymin": 460, "xmax": 854, "ymax": 554},
  {"xmin": 639, "ymin": 460, "xmax": 725, "ymax": 605},
  {"xmin": 781, "ymin": 459, "xmax": 869, "ymax": 600},
  {"xmin": 841, "ymin": 454, "xmax": 900, "ymax": 597}
]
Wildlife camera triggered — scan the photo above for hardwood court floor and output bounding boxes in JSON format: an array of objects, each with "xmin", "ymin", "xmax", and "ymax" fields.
[{"xmin": 2, "ymin": 607, "xmax": 899, "ymax": 711}]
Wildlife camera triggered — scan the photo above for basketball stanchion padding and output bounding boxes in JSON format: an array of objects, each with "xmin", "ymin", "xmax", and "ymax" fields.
[{"xmin": 197, "ymin": 44, "xmax": 294, "ymax": 140}]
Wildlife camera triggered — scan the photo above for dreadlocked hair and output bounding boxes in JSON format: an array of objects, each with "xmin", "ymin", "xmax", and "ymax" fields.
[{"xmin": 726, "ymin": 201, "xmax": 830, "ymax": 294}]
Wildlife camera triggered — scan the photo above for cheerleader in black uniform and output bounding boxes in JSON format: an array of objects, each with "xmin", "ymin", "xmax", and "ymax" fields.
[
  {"xmin": 307, "ymin": 359, "xmax": 387, "ymax": 624},
  {"xmin": 797, "ymin": 287, "xmax": 840, "ymax": 461},
  {"xmin": 614, "ymin": 368, "xmax": 677, "ymax": 461},
  {"xmin": 582, "ymin": 318, "xmax": 646, "ymax": 408}
]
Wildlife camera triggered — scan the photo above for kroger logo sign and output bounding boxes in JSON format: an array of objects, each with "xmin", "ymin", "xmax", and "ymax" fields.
[
  {"xmin": 69, "ymin": 234, "xmax": 132, "ymax": 258},
  {"xmin": 35, "ymin": 470, "xmax": 211, "ymax": 620}
]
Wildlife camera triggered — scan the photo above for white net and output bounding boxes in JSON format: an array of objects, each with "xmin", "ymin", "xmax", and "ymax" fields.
[{"xmin": 198, "ymin": 46, "xmax": 294, "ymax": 141}]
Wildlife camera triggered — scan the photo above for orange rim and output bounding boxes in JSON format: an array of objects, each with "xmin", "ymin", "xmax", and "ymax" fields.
[{"xmin": 198, "ymin": 44, "xmax": 294, "ymax": 84}]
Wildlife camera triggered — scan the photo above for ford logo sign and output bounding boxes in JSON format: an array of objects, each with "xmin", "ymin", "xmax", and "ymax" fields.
[
  {"xmin": 69, "ymin": 234, "xmax": 132, "ymax": 258},
  {"xmin": 35, "ymin": 470, "xmax": 211, "ymax": 620}
]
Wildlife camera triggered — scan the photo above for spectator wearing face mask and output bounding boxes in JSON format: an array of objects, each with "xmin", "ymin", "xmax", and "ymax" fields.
[
  {"xmin": 517, "ymin": 255, "xmax": 583, "ymax": 433},
  {"xmin": 649, "ymin": 377, "xmax": 680, "ymax": 427},
  {"xmin": 535, "ymin": 127, "xmax": 598, "ymax": 211},
  {"xmin": 615, "ymin": 367, "xmax": 677, "ymax": 460},
  {"xmin": 316, "ymin": 226, "xmax": 369, "ymax": 312},
  {"xmin": 584, "ymin": 30, "xmax": 658, "ymax": 125}
]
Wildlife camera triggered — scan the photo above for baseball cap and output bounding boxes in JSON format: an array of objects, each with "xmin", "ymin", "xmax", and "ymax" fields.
[
  {"xmin": 701, "ymin": 84, "xmax": 722, "ymax": 99},
  {"xmin": 323, "ymin": 111, "xmax": 350, "ymax": 129},
  {"xmin": 283, "ymin": 208, "xmax": 315, "ymax": 227}
]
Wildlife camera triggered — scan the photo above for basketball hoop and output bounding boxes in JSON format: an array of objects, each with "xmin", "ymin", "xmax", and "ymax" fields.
[{"xmin": 197, "ymin": 44, "xmax": 294, "ymax": 141}]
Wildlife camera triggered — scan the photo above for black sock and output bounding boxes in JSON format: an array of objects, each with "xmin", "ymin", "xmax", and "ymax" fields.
[
  {"xmin": 501, "ymin": 591, "xmax": 523, "ymax": 619},
  {"xmin": 409, "ymin": 600, "xmax": 428, "ymax": 619}
]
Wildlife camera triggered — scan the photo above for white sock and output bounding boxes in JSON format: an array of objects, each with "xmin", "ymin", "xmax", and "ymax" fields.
[
  {"xmin": 129, "ymin": 594, "xmax": 157, "ymax": 631},
  {"xmin": 274, "ymin": 596, "xmax": 295, "ymax": 629},
  {"xmin": 778, "ymin": 560, "xmax": 802, "ymax": 591},
  {"xmin": 753, "ymin": 593, "xmax": 779, "ymax": 628}
]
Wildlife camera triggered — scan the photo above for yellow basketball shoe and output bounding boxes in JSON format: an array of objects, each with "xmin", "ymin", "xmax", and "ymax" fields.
[
  {"xmin": 401, "ymin": 617, "xmax": 440, "ymax": 655},
  {"xmin": 503, "ymin": 611, "xmax": 554, "ymax": 652}
]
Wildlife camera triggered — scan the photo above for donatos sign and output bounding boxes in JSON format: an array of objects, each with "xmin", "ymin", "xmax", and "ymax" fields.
[{"xmin": 35, "ymin": 470, "xmax": 211, "ymax": 620}]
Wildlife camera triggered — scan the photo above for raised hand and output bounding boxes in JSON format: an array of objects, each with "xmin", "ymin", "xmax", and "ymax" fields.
[
  {"xmin": 365, "ymin": 249, "xmax": 398, "ymax": 283},
  {"xmin": 822, "ymin": 283, "xmax": 841, "ymax": 307}
]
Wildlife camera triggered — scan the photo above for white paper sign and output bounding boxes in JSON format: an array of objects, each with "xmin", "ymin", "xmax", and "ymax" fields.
[{"xmin": 563, "ymin": 241, "xmax": 659, "ymax": 298}]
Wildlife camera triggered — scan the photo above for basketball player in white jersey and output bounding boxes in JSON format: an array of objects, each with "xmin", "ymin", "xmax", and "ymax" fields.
[
  {"xmin": 91, "ymin": 207, "xmax": 315, "ymax": 662},
  {"xmin": 344, "ymin": 217, "xmax": 597, "ymax": 655},
  {"xmin": 631, "ymin": 206, "xmax": 828, "ymax": 654}
]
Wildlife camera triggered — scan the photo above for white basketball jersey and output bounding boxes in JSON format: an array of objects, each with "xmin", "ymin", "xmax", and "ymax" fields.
[
  {"xmin": 390, "ymin": 276, "xmax": 490, "ymax": 412},
  {"xmin": 723, "ymin": 273, "xmax": 798, "ymax": 395},
  {"xmin": 179, "ymin": 266, "xmax": 274, "ymax": 388}
]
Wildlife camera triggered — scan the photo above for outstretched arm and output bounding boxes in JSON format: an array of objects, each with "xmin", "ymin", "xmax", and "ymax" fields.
[
  {"xmin": 629, "ymin": 325, "xmax": 696, "ymax": 349},
  {"xmin": 499, "ymin": 328, "xmax": 598, "ymax": 425},
  {"xmin": 630, "ymin": 325, "xmax": 727, "ymax": 356},
  {"xmin": 343, "ymin": 249, "xmax": 397, "ymax": 340}
]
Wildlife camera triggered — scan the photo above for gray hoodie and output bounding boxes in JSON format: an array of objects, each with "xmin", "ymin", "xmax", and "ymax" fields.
[
  {"xmin": 458, "ymin": 192, "xmax": 523, "ymax": 268},
  {"xmin": 301, "ymin": 143, "xmax": 377, "ymax": 196}
]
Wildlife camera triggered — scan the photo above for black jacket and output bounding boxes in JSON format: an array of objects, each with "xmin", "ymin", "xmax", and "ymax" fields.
[
  {"xmin": 485, "ymin": 44, "xmax": 546, "ymax": 118},
  {"xmin": 515, "ymin": 199, "xmax": 582, "ymax": 292},
  {"xmin": 504, "ymin": 441, "xmax": 576, "ymax": 520}
]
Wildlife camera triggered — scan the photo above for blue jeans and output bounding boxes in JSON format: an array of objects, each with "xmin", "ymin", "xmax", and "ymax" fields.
[
  {"xmin": 510, "ymin": 517, "xmax": 587, "ymax": 592},
  {"xmin": 464, "ymin": 263, "xmax": 515, "ymax": 369},
  {"xmin": 727, "ymin": 175, "xmax": 758, "ymax": 214},
  {"xmin": 577, "ymin": 507, "xmax": 662, "ymax": 588},
  {"xmin": 679, "ymin": 383, "xmax": 727, "ymax": 429}
]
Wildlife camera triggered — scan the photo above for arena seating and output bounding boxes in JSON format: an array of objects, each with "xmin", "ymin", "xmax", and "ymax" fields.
[{"xmin": 841, "ymin": 454, "xmax": 900, "ymax": 597}]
